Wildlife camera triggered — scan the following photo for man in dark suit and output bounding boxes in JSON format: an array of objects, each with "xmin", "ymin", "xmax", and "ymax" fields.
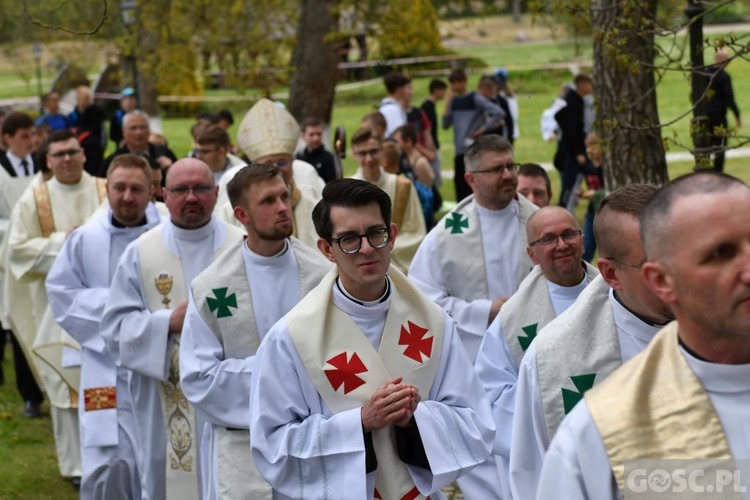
[
  {"xmin": 0, "ymin": 111, "xmax": 38, "ymax": 178},
  {"xmin": 0, "ymin": 111, "xmax": 44, "ymax": 417}
]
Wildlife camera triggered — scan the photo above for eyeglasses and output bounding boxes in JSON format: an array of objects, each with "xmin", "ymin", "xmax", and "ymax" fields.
[
  {"xmin": 164, "ymin": 185, "xmax": 215, "ymax": 198},
  {"xmin": 193, "ymin": 147, "xmax": 218, "ymax": 157},
  {"xmin": 603, "ymin": 257, "xmax": 643, "ymax": 270},
  {"xmin": 49, "ymin": 148, "xmax": 82, "ymax": 159},
  {"xmin": 473, "ymin": 162, "xmax": 520, "ymax": 175},
  {"xmin": 329, "ymin": 227, "xmax": 391, "ymax": 254},
  {"xmin": 529, "ymin": 229, "xmax": 582, "ymax": 247},
  {"xmin": 353, "ymin": 148, "xmax": 381, "ymax": 158}
]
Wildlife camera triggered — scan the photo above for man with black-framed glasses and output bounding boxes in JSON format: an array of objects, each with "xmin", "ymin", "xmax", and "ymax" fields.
[
  {"xmin": 509, "ymin": 184, "xmax": 675, "ymax": 500},
  {"xmin": 101, "ymin": 158, "xmax": 244, "ymax": 499},
  {"xmin": 250, "ymin": 178, "xmax": 494, "ymax": 499}
]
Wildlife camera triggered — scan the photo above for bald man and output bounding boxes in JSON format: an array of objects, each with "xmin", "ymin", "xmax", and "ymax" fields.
[
  {"xmin": 538, "ymin": 172, "xmax": 750, "ymax": 498},
  {"xmin": 101, "ymin": 158, "xmax": 244, "ymax": 500},
  {"xmin": 474, "ymin": 206, "xmax": 599, "ymax": 498}
]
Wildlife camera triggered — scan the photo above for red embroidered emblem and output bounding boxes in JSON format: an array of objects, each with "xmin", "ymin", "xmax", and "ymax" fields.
[
  {"xmin": 324, "ymin": 352, "xmax": 367, "ymax": 394},
  {"xmin": 398, "ymin": 321, "xmax": 433, "ymax": 363}
]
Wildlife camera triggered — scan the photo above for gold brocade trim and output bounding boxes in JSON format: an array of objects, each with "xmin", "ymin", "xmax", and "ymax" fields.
[
  {"xmin": 83, "ymin": 387, "xmax": 115, "ymax": 411},
  {"xmin": 33, "ymin": 183, "xmax": 56, "ymax": 238},
  {"xmin": 290, "ymin": 181, "xmax": 301, "ymax": 239},
  {"xmin": 393, "ymin": 175, "xmax": 411, "ymax": 230},
  {"xmin": 95, "ymin": 177, "xmax": 107, "ymax": 203},
  {"xmin": 162, "ymin": 339, "xmax": 193, "ymax": 472}
]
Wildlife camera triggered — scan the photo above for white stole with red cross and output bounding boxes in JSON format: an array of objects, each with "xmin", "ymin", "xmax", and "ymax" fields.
[{"xmin": 287, "ymin": 265, "xmax": 444, "ymax": 500}]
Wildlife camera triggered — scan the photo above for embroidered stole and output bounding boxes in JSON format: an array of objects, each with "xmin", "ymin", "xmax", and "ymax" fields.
[
  {"xmin": 435, "ymin": 195, "xmax": 536, "ymax": 302},
  {"xmin": 586, "ymin": 322, "xmax": 732, "ymax": 494},
  {"xmin": 191, "ymin": 238, "xmax": 328, "ymax": 500},
  {"xmin": 534, "ymin": 275, "xmax": 621, "ymax": 440},
  {"xmin": 501, "ymin": 262, "xmax": 599, "ymax": 367},
  {"xmin": 287, "ymin": 266, "xmax": 444, "ymax": 500},
  {"xmin": 138, "ymin": 223, "xmax": 238, "ymax": 500},
  {"xmin": 33, "ymin": 177, "xmax": 106, "ymax": 237}
]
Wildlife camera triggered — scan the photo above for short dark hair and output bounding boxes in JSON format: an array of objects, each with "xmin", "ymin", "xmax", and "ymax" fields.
[
  {"xmin": 313, "ymin": 179, "xmax": 392, "ymax": 240},
  {"xmin": 301, "ymin": 117, "xmax": 325, "ymax": 132},
  {"xmin": 383, "ymin": 72, "xmax": 411, "ymax": 95},
  {"xmin": 107, "ymin": 154, "xmax": 153, "ymax": 184},
  {"xmin": 448, "ymin": 68, "xmax": 467, "ymax": 83},
  {"xmin": 519, "ymin": 163, "xmax": 551, "ymax": 195},
  {"xmin": 594, "ymin": 184, "xmax": 657, "ymax": 261},
  {"xmin": 361, "ymin": 112, "xmax": 387, "ymax": 133},
  {"xmin": 393, "ymin": 124, "xmax": 416, "ymax": 145},
  {"xmin": 217, "ymin": 109, "xmax": 234, "ymax": 126},
  {"xmin": 196, "ymin": 126, "xmax": 230, "ymax": 150},
  {"xmin": 641, "ymin": 172, "xmax": 746, "ymax": 260},
  {"xmin": 574, "ymin": 73, "xmax": 593, "ymax": 86},
  {"xmin": 478, "ymin": 74, "xmax": 497, "ymax": 89},
  {"xmin": 195, "ymin": 112, "xmax": 220, "ymax": 124},
  {"xmin": 47, "ymin": 129, "xmax": 77, "ymax": 146},
  {"xmin": 226, "ymin": 163, "xmax": 283, "ymax": 209},
  {"xmin": 465, "ymin": 135, "xmax": 513, "ymax": 172},
  {"xmin": 2, "ymin": 111, "xmax": 34, "ymax": 137},
  {"xmin": 429, "ymin": 79, "xmax": 447, "ymax": 94},
  {"xmin": 351, "ymin": 127, "xmax": 380, "ymax": 148}
]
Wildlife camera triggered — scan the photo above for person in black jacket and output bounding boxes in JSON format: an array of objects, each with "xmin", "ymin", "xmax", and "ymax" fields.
[
  {"xmin": 554, "ymin": 73, "xmax": 593, "ymax": 208},
  {"xmin": 707, "ymin": 50, "xmax": 741, "ymax": 172}
]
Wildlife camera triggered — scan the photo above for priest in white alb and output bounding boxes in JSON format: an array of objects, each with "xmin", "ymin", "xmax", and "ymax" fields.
[
  {"xmin": 409, "ymin": 135, "xmax": 537, "ymax": 362},
  {"xmin": 5, "ymin": 129, "xmax": 108, "ymax": 484},
  {"xmin": 474, "ymin": 205, "xmax": 599, "ymax": 499},
  {"xmin": 214, "ymin": 98, "xmax": 321, "ymax": 248},
  {"xmin": 46, "ymin": 155, "xmax": 164, "ymax": 499},
  {"xmin": 509, "ymin": 184, "xmax": 675, "ymax": 500},
  {"xmin": 409, "ymin": 134, "xmax": 536, "ymax": 498},
  {"xmin": 179, "ymin": 164, "xmax": 331, "ymax": 500},
  {"xmin": 538, "ymin": 172, "xmax": 750, "ymax": 499},
  {"xmin": 100, "ymin": 158, "xmax": 244, "ymax": 500},
  {"xmin": 350, "ymin": 127, "xmax": 426, "ymax": 273},
  {"xmin": 249, "ymin": 179, "xmax": 494, "ymax": 500}
]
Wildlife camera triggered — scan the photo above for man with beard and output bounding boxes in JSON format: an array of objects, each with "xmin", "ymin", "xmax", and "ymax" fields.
[
  {"xmin": 179, "ymin": 164, "xmax": 331, "ymax": 499},
  {"xmin": 409, "ymin": 135, "xmax": 536, "ymax": 498},
  {"xmin": 46, "ymin": 154, "xmax": 165, "ymax": 499},
  {"xmin": 100, "ymin": 158, "xmax": 244, "ymax": 499},
  {"xmin": 509, "ymin": 184, "xmax": 675, "ymax": 500}
]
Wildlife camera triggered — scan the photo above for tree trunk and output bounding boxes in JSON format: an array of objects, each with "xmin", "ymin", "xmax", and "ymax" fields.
[
  {"xmin": 287, "ymin": 0, "xmax": 340, "ymax": 125},
  {"xmin": 592, "ymin": 0, "xmax": 668, "ymax": 189},
  {"xmin": 512, "ymin": 0, "xmax": 522, "ymax": 23},
  {"xmin": 135, "ymin": 1, "xmax": 162, "ymax": 116}
]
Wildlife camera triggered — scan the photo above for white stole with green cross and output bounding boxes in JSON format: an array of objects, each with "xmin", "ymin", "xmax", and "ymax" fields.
[
  {"xmin": 190, "ymin": 237, "xmax": 330, "ymax": 500},
  {"xmin": 287, "ymin": 266, "xmax": 444, "ymax": 500},
  {"xmin": 533, "ymin": 275, "xmax": 621, "ymax": 440},
  {"xmin": 138, "ymin": 222, "xmax": 241, "ymax": 500},
  {"xmin": 502, "ymin": 262, "xmax": 600, "ymax": 367},
  {"xmin": 434, "ymin": 195, "xmax": 536, "ymax": 302}
]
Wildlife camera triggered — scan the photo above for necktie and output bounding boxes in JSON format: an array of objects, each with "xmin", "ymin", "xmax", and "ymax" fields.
[{"xmin": 20, "ymin": 159, "xmax": 29, "ymax": 176}]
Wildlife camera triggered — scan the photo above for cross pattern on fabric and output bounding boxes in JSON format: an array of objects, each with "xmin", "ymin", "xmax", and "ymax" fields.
[
  {"xmin": 517, "ymin": 323, "xmax": 538, "ymax": 352},
  {"xmin": 398, "ymin": 321, "xmax": 433, "ymax": 363},
  {"xmin": 84, "ymin": 386, "xmax": 117, "ymax": 412},
  {"xmin": 561, "ymin": 373, "xmax": 597, "ymax": 414},
  {"xmin": 324, "ymin": 352, "xmax": 367, "ymax": 394},
  {"xmin": 207, "ymin": 287, "xmax": 238, "ymax": 318},
  {"xmin": 445, "ymin": 212, "xmax": 469, "ymax": 234}
]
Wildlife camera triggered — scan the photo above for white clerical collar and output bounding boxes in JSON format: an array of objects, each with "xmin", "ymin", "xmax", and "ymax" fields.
[
  {"xmin": 609, "ymin": 288, "xmax": 663, "ymax": 344},
  {"xmin": 679, "ymin": 344, "xmax": 750, "ymax": 394},
  {"xmin": 332, "ymin": 276, "xmax": 392, "ymax": 317},
  {"xmin": 547, "ymin": 267, "xmax": 589, "ymax": 299},
  {"xmin": 242, "ymin": 239, "xmax": 292, "ymax": 268},
  {"xmin": 476, "ymin": 198, "xmax": 518, "ymax": 218},
  {"xmin": 170, "ymin": 217, "xmax": 214, "ymax": 241}
]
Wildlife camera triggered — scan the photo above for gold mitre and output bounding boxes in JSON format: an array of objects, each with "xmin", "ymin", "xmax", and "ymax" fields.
[{"xmin": 237, "ymin": 98, "xmax": 300, "ymax": 160}]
